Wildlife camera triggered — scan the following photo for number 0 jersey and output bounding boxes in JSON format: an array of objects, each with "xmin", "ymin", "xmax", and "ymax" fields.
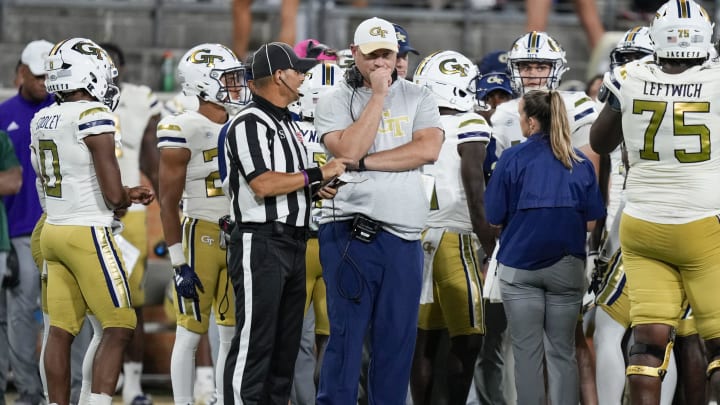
[
  {"xmin": 424, "ymin": 113, "xmax": 491, "ymax": 230},
  {"xmin": 30, "ymin": 101, "xmax": 117, "ymax": 227},
  {"xmin": 157, "ymin": 110, "xmax": 227, "ymax": 223},
  {"xmin": 490, "ymin": 91, "xmax": 597, "ymax": 159},
  {"xmin": 604, "ymin": 60, "xmax": 720, "ymax": 224}
]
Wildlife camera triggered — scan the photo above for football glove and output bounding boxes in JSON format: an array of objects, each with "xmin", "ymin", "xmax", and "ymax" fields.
[{"xmin": 174, "ymin": 263, "xmax": 204, "ymax": 300}]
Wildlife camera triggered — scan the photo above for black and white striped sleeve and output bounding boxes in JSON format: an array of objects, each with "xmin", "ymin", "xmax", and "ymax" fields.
[{"xmin": 226, "ymin": 112, "xmax": 272, "ymax": 183}]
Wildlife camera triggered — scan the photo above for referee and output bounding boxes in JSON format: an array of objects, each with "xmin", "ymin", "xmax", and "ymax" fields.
[{"xmin": 222, "ymin": 42, "xmax": 347, "ymax": 405}]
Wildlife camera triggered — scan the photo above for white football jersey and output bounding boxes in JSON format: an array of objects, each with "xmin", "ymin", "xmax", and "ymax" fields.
[
  {"xmin": 161, "ymin": 92, "xmax": 199, "ymax": 118},
  {"xmin": 605, "ymin": 145, "xmax": 626, "ymax": 231},
  {"xmin": 29, "ymin": 127, "xmax": 46, "ymax": 213},
  {"xmin": 604, "ymin": 61, "xmax": 720, "ymax": 224},
  {"xmin": 114, "ymin": 82, "xmax": 162, "ymax": 211},
  {"xmin": 424, "ymin": 113, "xmax": 491, "ymax": 230},
  {"xmin": 31, "ymin": 101, "xmax": 117, "ymax": 227},
  {"xmin": 490, "ymin": 91, "xmax": 598, "ymax": 158},
  {"xmin": 157, "ymin": 110, "xmax": 228, "ymax": 223}
]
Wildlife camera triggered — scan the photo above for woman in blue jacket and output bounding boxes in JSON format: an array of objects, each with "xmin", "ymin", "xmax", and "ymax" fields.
[{"xmin": 485, "ymin": 89, "xmax": 605, "ymax": 405}]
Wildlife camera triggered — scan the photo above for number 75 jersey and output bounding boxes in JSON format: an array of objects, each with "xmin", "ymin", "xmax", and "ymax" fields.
[{"xmin": 603, "ymin": 60, "xmax": 720, "ymax": 224}]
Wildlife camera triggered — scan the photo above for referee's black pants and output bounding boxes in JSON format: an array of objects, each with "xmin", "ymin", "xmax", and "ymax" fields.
[{"xmin": 224, "ymin": 222, "xmax": 308, "ymax": 405}]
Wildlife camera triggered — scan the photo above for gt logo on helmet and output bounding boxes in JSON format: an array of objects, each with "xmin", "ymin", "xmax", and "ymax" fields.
[
  {"xmin": 72, "ymin": 42, "xmax": 104, "ymax": 60},
  {"xmin": 439, "ymin": 58, "xmax": 469, "ymax": 77},
  {"xmin": 189, "ymin": 49, "xmax": 225, "ymax": 68}
]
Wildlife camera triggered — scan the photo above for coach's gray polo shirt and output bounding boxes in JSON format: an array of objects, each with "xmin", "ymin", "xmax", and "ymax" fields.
[{"xmin": 315, "ymin": 78, "xmax": 442, "ymax": 240}]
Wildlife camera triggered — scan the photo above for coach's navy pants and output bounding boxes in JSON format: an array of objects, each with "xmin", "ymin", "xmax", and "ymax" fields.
[{"xmin": 316, "ymin": 221, "xmax": 422, "ymax": 405}]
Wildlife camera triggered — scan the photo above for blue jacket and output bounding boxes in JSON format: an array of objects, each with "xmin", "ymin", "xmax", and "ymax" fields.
[
  {"xmin": 0, "ymin": 92, "xmax": 54, "ymax": 237},
  {"xmin": 485, "ymin": 132, "xmax": 606, "ymax": 270}
]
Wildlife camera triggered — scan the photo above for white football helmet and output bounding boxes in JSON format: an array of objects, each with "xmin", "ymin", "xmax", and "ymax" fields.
[
  {"xmin": 289, "ymin": 63, "xmax": 345, "ymax": 119},
  {"xmin": 650, "ymin": 0, "xmax": 713, "ymax": 61},
  {"xmin": 45, "ymin": 38, "xmax": 120, "ymax": 110},
  {"xmin": 507, "ymin": 31, "xmax": 568, "ymax": 93},
  {"xmin": 337, "ymin": 49, "xmax": 354, "ymax": 69},
  {"xmin": 413, "ymin": 50, "xmax": 478, "ymax": 112},
  {"xmin": 610, "ymin": 26, "xmax": 654, "ymax": 68},
  {"xmin": 177, "ymin": 43, "xmax": 249, "ymax": 107}
]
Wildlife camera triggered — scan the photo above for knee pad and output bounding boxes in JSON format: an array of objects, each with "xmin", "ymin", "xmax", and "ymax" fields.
[
  {"xmin": 706, "ymin": 345, "xmax": 720, "ymax": 378},
  {"xmin": 626, "ymin": 329, "xmax": 675, "ymax": 380}
]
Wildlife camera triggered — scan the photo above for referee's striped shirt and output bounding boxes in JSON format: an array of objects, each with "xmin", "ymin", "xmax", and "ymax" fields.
[{"xmin": 224, "ymin": 95, "xmax": 311, "ymax": 227}]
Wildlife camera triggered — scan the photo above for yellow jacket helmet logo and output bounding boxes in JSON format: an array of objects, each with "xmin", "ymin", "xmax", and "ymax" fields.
[
  {"xmin": 189, "ymin": 49, "xmax": 225, "ymax": 68},
  {"xmin": 439, "ymin": 58, "xmax": 469, "ymax": 77}
]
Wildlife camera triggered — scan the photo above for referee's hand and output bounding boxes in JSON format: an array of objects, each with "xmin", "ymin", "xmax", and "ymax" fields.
[{"xmin": 315, "ymin": 185, "xmax": 339, "ymax": 200}]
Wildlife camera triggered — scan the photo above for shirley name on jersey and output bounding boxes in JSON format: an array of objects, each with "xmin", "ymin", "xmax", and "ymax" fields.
[
  {"xmin": 35, "ymin": 114, "xmax": 61, "ymax": 130},
  {"xmin": 643, "ymin": 82, "xmax": 703, "ymax": 98}
]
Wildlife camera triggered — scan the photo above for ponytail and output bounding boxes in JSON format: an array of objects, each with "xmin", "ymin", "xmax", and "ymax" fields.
[{"xmin": 522, "ymin": 90, "xmax": 582, "ymax": 169}]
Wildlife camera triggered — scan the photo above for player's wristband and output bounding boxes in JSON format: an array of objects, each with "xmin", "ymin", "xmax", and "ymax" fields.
[
  {"xmin": 168, "ymin": 243, "xmax": 186, "ymax": 267},
  {"xmin": 300, "ymin": 170, "xmax": 310, "ymax": 186}
]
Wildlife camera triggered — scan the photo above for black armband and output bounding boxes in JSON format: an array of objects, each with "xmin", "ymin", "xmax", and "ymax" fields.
[{"xmin": 306, "ymin": 167, "xmax": 324, "ymax": 184}]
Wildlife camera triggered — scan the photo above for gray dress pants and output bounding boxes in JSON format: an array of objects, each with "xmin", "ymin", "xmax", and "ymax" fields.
[
  {"xmin": 290, "ymin": 309, "xmax": 316, "ymax": 405},
  {"xmin": 499, "ymin": 256, "xmax": 585, "ymax": 405}
]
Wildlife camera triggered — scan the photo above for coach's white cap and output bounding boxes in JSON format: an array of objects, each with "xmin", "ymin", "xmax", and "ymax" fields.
[
  {"xmin": 353, "ymin": 17, "xmax": 398, "ymax": 54},
  {"xmin": 21, "ymin": 39, "xmax": 54, "ymax": 75}
]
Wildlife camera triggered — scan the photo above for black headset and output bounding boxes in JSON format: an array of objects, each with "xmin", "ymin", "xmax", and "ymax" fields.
[
  {"xmin": 344, "ymin": 64, "xmax": 398, "ymax": 89},
  {"xmin": 345, "ymin": 65, "xmax": 364, "ymax": 88}
]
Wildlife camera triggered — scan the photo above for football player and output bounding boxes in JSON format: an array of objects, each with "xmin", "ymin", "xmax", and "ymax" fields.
[
  {"xmin": 590, "ymin": 25, "xmax": 683, "ymax": 405},
  {"xmin": 35, "ymin": 37, "xmax": 154, "ymax": 405},
  {"xmin": 589, "ymin": 1, "xmax": 720, "ymax": 402},
  {"xmin": 157, "ymin": 43, "xmax": 247, "ymax": 405},
  {"xmin": 30, "ymin": 137, "xmax": 105, "ymax": 405},
  {"xmin": 410, "ymin": 50, "xmax": 495, "ymax": 405},
  {"xmin": 492, "ymin": 31, "xmax": 599, "ymax": 166}
]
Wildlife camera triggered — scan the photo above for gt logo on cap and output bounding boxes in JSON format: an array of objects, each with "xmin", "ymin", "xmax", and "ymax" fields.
[
  {"xmin": 369, "ymin": 26, "xmax": 389, "ymax": 38},
  {"xmin": 190, "ymin": 49, "xmax": 225, "ymax": 68},
  {"xmin": 486, "ymin": 75, "xmax": 505, "ymax": 84},
  {"xmin": 439, "ymin": 58, "xmax": 469, "ymax": 77}
]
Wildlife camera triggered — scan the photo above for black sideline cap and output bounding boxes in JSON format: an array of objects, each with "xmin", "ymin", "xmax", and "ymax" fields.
[{"xmin": 252, "ymin": 42, "xmax": 318, "ymax": 79}]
